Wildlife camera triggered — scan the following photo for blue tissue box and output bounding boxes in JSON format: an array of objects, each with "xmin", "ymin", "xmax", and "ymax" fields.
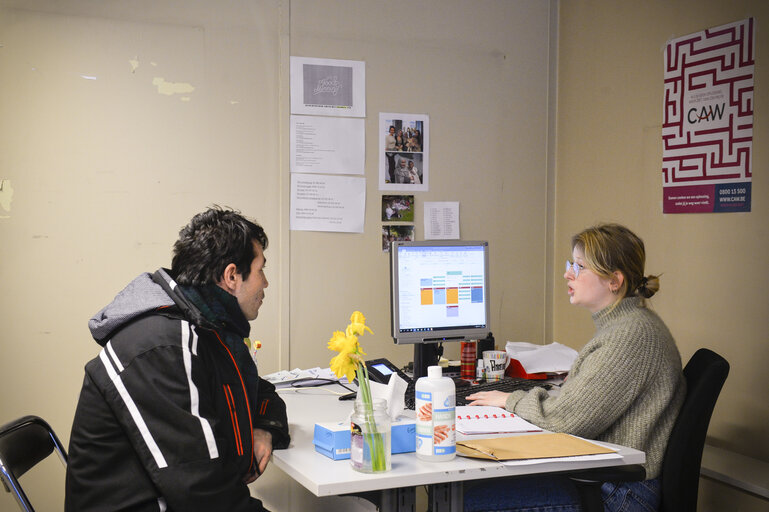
[{"xmin": 313, "ymin": 418, "xmax": 416, "ymax": 460}]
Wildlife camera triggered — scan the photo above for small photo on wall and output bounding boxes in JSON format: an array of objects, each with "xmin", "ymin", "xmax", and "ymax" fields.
[
  {"xmin": 381, "ymin": 225, "xmax": 416, "ymax": 252},
  {"xmin": 382, "ymin": 195, "xmax": 415, "ymax": 222}
]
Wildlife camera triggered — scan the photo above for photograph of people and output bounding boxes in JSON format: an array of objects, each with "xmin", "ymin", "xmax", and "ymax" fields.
[
  {"xmin": 381, "ymin": 225, "xmax": 415, "ymax": 252},
  {"xmin": 380, "ymin": 113, "xmax": 428, "ymax": 191},
  {"xmin": 385, "ymin": 125, "xmax": 397, "ymax": 183},
  {"xmin": 381, "ymin": 195, "xmax": 414, "ymax": 222},
  {"xmin": 392, "ymin": 153, "xmax": 423, "ymax": 185},
  {"xmin": 463, "ymin": 223, "xmax": 686, "ymax": 512}
]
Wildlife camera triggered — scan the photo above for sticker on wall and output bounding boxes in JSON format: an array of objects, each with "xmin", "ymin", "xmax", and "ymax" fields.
[{"xmin": 662, "ymin": 18, "xmax": 754, "ymax": 213}]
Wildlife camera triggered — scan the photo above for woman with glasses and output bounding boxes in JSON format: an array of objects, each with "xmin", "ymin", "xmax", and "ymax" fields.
[{"xmin": 465, "ymin": 223, "xmax": 686, "ymax": 512}]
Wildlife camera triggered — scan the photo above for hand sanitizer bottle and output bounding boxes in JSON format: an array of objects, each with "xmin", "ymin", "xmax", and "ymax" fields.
[{"xmin": 415, "ymin": 365, "xmax": 456, "ymax": 461}]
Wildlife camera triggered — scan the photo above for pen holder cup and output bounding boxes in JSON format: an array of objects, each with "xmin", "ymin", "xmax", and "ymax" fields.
[{"xmin": 350, "ymin": 399, "xmax": 391, "ymax": 473}]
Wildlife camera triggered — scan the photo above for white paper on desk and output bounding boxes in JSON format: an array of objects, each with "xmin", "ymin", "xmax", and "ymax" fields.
[
  {"xmin": 262, "ymin": 367, "xmax": 339, "ymax": 388},
  {"xmin": 501, "ymin": 452, "xmax": 623, "ymax": 467},
  {"xmin": 290, "ymin": 116, "xmax": 365, "ymax": 175},
  {"xmin": 505, "ymin": 341, "xmax": 578, "ymax": 374},
  {"xmin": 456, "ymin": 406, "xmax": 542, "ymax": 434},
  {"xmin": 290, "ymin": 173, "xmax": 365, "ymax": 233}
]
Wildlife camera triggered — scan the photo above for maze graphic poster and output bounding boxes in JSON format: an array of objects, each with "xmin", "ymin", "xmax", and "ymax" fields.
[{"xmin": 662, "ymin": 18, "xmax": 754, "ymax": 213}]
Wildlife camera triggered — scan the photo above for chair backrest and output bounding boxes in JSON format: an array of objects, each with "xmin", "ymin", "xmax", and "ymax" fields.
[
  {"xmin": 661, "ymin": 348, "xmax": 729, "ymax": 512},
  {"xmin": 0, "ymin": 415, "xmax": 68, "ymax": 512}
]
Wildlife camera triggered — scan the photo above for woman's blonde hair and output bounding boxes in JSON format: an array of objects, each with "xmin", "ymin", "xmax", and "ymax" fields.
[{"xmin": 571, "ymin": 223, "xmax": 659, "ymax": 304}]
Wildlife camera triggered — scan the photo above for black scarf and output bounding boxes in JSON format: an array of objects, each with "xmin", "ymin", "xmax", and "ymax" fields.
[{"xmin": 177, "ymin": 283, "xmax": 260, "ymax": 398}]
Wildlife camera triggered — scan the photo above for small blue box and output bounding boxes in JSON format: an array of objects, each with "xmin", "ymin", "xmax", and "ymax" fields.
[{"xmin": 313, "ymin": 418, "xmax": 416, "ymax": 460}]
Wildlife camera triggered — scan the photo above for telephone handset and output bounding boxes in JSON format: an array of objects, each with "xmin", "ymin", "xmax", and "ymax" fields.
[{"xmin": 364, "ymin": 358, "xmax": 413, "ymax": 385}]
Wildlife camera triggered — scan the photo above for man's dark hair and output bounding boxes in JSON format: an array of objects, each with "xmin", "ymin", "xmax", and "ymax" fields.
[{"xmin": 171, "ymin": 206, "xmax": 268, "ymax": 286}]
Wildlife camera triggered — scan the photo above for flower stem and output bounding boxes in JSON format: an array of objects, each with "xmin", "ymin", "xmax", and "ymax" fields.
[{"xmin": 356, "ymin": 362, "xmax": 388, "ymax": 472}]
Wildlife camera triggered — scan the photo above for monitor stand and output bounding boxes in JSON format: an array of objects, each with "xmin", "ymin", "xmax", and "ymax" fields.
[{"xmin": 412, "ymin": 342, "xmax": 443, "ymax": 380}]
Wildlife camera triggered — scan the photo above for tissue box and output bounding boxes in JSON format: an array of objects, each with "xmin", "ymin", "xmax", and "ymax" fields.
[{"xmin": 313, "ymin": 418, "xmax": 416, "ymax": 460}]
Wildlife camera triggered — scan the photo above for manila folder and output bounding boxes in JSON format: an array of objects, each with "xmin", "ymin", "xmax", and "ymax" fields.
[{"xmin": 457, "ymin": 433, "xmax": 616, "ymax": 461}]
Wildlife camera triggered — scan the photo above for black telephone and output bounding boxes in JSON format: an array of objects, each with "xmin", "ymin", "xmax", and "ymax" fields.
[
  {"xmin": 339, "ymin": 358, "xmax": 414, "ymax": 401},
  {"xmin": 364, "ymin": 358, "xmax": 413, "ymax": 385}
]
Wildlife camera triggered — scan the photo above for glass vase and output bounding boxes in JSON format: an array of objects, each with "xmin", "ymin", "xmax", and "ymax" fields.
[{"xmin": 350, "ymin": 398, "xmax": 391, "ymax": 473}]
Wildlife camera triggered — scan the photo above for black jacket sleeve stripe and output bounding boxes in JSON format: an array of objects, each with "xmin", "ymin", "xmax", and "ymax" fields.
[
  {"xmin": 181, "ymin": 321, "xmax": 219, "ymax": 459},
  {"xmin": 105, "ymin": 340, "xmax": 125, "ymax": 371},
  {"xmin": 97, "ymin": 348, "xmax": 169, "ymax": 469}
]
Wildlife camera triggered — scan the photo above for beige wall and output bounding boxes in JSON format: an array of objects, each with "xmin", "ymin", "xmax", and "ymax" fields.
[
  {"xmin": 1, "ymin": 0, "xmax": 766, "ymax": 511},
  {"xmin": 555, "ymin": 1, "xmax": 769, "ymax": 510},
  {"xmin": 286, "ymin": 0, "xmax": 555, "ymax": 373},
  {"xmin": 0, "ymin": 1, "xmax": 556, "ymax": 510},
  {"xmin": 0, "ymin": 1, "xmax": 289, "ymax": 509}
]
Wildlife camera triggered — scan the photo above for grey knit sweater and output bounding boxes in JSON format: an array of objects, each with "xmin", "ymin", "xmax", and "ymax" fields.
[{"xmin": 505, "ymin": 297, "xmax": 686, "ymax": 478}]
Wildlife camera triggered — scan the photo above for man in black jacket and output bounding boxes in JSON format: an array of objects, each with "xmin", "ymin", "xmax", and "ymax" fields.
[{"xmin": 66, "ymin": 207, "xmax": 290, "ymax": 512}]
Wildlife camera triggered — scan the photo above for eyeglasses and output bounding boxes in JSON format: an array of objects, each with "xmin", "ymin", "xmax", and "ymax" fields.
[{"xmin": 565, "ymin": 260, "xmax": 585, "ymax": 278}]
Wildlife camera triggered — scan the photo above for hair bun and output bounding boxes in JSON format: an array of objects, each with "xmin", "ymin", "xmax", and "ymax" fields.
[{"xmin": 637, "ymin": 275, "xmax": 659, "ymax": 299}]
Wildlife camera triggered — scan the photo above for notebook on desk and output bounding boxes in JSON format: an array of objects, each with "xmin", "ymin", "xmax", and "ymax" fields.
[{"xmin": 455, "ymin": 406, "xmax": 542, "ymax": 434}]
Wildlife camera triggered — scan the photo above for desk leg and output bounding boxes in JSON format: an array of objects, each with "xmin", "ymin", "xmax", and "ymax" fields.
[
  {"xmin": 429, "ymin": 481, "xmax": 463, "ymax": 512},
  {"xmin": 379, "ymin": 487, "xmax": 416, "ymax": 512},
  {"xmin": 350, "ymin": 487, "xmax": 416, "ymax": 512}
]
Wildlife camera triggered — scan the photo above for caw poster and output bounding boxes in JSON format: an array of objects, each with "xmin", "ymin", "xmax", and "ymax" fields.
[{"xmin": 662, "ymin": 18, "xmax": 754, "ymax": 213}]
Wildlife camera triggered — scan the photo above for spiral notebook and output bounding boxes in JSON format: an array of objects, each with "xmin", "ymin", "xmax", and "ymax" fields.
[{"xmin": 456, "ymin": 406, "xmax": 542, "ymax": 434}]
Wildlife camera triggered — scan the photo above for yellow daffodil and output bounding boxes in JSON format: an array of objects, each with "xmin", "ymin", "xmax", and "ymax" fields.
[
  {"xmin": 328, "ymin": 328, "xmax": 366, "ymax": 382},
  {"xmin": 327, "ymin": 311, "xmax": 387, "ymax": 472},
  {"xmin": 330, "ymin": 351, "xmax": 357, "ymax": 383},
  {"xmin": 327, "ymin": 330, "xmax": 356, "ymax": 353},
  {"xmin": 346, "ymin": 310, "xmax": 374, "ymax": 337}
]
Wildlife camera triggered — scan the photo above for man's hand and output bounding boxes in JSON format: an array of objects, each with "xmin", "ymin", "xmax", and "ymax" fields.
[{"xmin": 244, "ymin": 429, "xmax": 273, "ymax": 484}]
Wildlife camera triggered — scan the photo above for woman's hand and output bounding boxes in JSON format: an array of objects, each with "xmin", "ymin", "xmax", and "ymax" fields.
[{"xmin": 464, "ymin": 390, "xmax": 510, "ymax": 408}]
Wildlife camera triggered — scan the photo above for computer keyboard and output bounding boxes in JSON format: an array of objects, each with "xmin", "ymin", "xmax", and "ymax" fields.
[{"xmin": 404, "ymin": 377, "xmax": 550, "ymax": 410}]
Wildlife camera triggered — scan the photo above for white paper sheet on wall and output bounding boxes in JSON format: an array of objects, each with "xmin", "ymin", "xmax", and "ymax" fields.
[
  {"xmin": 290, "ymin": 173, "xmax": 366, "ymax": 233},
  {"xmin": 424, "ymin": 201, "xmax": 459, "ymax": 239},
  {"xmin": 290, "ymin": 115, "xmax": 365, "ymax": 175}
]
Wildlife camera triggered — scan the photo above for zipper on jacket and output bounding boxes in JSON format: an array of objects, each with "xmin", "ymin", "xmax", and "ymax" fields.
[
  {"xmin": 222, "ymin": 384, "xmax": 244, "ymax": 456},
  {"xmin": 213, "ymin": 331, "xmax": 255, "ymax": 473}
]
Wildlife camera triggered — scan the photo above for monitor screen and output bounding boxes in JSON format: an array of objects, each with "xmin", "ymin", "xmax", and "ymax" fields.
[{"xmin": 390, "ymin": 240, "xmax": 490, "ymax": 345}]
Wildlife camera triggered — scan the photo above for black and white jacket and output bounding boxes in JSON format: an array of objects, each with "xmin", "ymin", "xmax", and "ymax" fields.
[{"xmin": 65, "ymin": 269, "xmax": 289, "ymax": 512}]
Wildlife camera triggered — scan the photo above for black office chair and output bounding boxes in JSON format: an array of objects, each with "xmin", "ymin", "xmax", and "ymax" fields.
[
  {"xmin": 571, "ymin": 348, "xmax": 730, "ymax": 512},
  {"xmin": 658, "ymin": 348, "xmax": 729, "ymax": 511},
  {"xmin": 0, "ymin": 415, "xmax": 68, "ymax": 512}
]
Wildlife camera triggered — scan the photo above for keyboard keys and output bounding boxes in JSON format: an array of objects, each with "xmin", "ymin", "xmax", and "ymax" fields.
[{"xmin": 404, "ymin": 378, "xmax": 550, "ymax": 410}]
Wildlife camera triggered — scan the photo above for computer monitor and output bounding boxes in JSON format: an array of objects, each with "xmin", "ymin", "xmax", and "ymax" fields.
[{"xmin": 390, "ymin": 240, "xmax": 491, "ymax": 379}]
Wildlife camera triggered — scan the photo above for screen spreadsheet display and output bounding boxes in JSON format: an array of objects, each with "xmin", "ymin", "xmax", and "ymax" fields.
[{"xmin": 395, "ymin": 244, "xmax": 487, "ymax": 333}]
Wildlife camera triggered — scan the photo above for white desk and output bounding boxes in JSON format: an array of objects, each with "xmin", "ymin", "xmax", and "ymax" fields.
[{"xmin": 272, "ymin": 384, "xmax": 645, "ymax": 511}]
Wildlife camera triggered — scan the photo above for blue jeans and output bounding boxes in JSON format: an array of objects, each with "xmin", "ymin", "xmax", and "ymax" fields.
[{"xmin": 463, "ymin": 475, "xmax": 661, "ymax": 512}]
